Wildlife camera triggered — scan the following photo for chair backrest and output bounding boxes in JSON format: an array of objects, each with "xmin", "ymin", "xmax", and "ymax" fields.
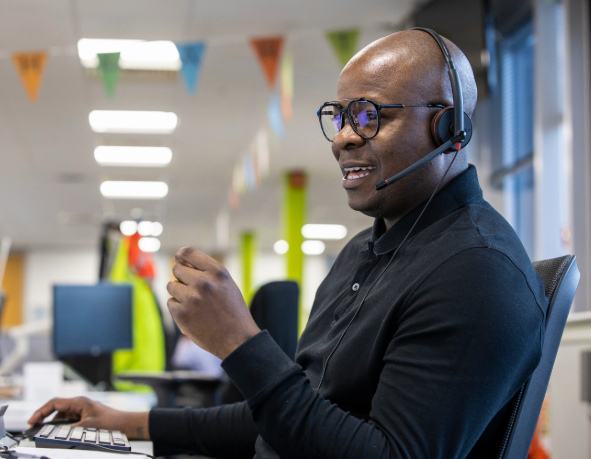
[
  {"xmin": 250, "ymin": 281, "xmax": 299, "ymax": 360},
  {"xmin": 497, "ymin": 255, "xmax": 580, "ymax": 459}
]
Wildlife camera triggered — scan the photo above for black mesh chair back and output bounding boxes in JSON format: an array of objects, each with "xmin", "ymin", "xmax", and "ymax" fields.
[
  {"xmin": 497, "ymin": 255, "xmax": 580, "ymax": 458},
  {"xmin": 250, "ymin": 280, "xmax": 300, "ymax": 360}
]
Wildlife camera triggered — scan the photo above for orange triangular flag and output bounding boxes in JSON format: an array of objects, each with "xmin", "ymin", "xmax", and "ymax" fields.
[
  {"xmin": 250, "ymin": 37, "xmax": 284, "ymax": 88},
  {"xmin": 12, "ymin": 52, "xmax": 47, "ymax": 102}
]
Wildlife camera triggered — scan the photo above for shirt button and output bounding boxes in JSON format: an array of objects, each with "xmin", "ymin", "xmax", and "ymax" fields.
[{"xmin": 352, "ymin": 283, "xmax": 360, "ymax": 292}]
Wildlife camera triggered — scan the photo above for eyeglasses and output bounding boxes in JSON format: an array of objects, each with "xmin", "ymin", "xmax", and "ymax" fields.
[{"xmin": 317, "ymin": 98, "xmax": 445, "ymax": 142}]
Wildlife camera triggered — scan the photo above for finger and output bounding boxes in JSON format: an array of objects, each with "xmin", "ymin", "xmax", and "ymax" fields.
[
  {"xmin": 28, "ymin": 399, "xmax": 70, "ymax": 425},
  {"xmin": 167, "ymin": 297, "xmax": 183, "ymax": 319},
  {"xmin": 172, "ymin": 263, "xmax": 203, "ymax": 286},
  {"xmin": 166, "ymin": 280, "xmax": 191, "ymax": 301},
  {"xmin": 174, "ymin": 247, "xmax": 217, "ymax": 272}
]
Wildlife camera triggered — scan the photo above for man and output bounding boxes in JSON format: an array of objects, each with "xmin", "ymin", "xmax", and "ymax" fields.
[{"xmin": 29, "ymin": 30, "xmax": 547, "ymax": 458}]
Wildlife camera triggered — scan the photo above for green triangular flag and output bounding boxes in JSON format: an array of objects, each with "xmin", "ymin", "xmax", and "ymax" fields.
[
  {"xmin": 326, "ymin": 29, "xmax": 360, "ymax": 68},
  {"xmin": 97, "ymin": 52, "xmax": 120, "ymax": 97}
]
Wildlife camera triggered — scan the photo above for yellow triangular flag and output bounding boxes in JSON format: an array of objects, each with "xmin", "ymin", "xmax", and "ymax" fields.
[{"xmin": 12, "ymin": 52, "xmax": 48, "ymax": 102}]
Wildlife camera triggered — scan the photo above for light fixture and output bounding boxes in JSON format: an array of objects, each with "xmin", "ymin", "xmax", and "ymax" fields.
[
  {"xmin": 302, "ymin": 240, "xmax": 325, "ymax": 255},
  {"xmin": 139, "ymin": 237, "xmax": 161, "ymax": 252},
  {"xmin": 151, "ymin": 222, "xmax": 163, "ymax": 236},
  {"xmin": 100, "ymin": 181, "xmax": 168, "ymax": 199},
  {"xmin": 137, "ymin": 221, "xmax": 164, "ymax": 236},
  {"xmin": 77, "ymin": 39, "xmax": 181, "ymax": 71},
  {"xmin": 120, "ymin": 220, "xmax": 137, "ymax": 236},
  {"xmin": 89, "ymin": 110, "xmax": 178, "ymax": 134},
  {"xmin": 94, "ymin": 146, "xmax": 172, "ymax": 167},
  {"xmin": 273, "ymin": 240, "xmax": 289, "ymax": 255},
  {"xmin": 138, "ymin": 221, "xmax": 154, "ymax": 236},
  {"xmin": 302, "ymin": 224, "xmax": 347, "ymax": 240}
]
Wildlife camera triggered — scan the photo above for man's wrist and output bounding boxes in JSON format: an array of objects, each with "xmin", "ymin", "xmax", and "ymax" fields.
[{"xmin": 121, "ymin": 412, "xmax": 150, "ymax": 440}]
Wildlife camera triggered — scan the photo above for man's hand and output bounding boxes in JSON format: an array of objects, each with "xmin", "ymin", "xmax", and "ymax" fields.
[
  {"xmin": 27, "ymin": 397, "xmax": 150, "ymax": 440},
  {"xmin": 167, "ymin": 247, "xmax": 261, "ymax": 360}
]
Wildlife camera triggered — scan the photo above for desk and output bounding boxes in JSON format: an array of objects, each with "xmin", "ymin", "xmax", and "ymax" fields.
[
  {"xmin": 2, "ymin": 392, "xmax": 157, "ymax": 432},
  {"xmin": 17, "ymin": 440, "xmax": 153, "ymax": 456}
]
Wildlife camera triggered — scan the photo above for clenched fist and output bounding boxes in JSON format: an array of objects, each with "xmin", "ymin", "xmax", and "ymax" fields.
[{"xmin": 167, "ymin": 247, "xmax": 261, "ymax": 360}]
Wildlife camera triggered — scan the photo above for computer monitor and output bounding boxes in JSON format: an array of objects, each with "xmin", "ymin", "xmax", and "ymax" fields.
[{"xmin": 53, "ymin": 284, "xmax": 133, "ymax": 387}]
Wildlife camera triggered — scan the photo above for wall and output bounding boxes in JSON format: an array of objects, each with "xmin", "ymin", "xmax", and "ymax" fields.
[
  {"xmin": 1, "ymin": 253, "xmax": 24, "ymax": 327},
  {"xmin": 549, "ymin": 316, "xmax": 591, "ymax": 458},
  {"xmin": 23, "ymin": 248, "xmax": 100, "ymax": 323}
]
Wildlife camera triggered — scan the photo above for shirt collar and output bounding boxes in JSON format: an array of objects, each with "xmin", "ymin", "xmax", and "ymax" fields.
[{"xmin": 368, "ymin": 164, "xmax": 484, "ymax": 256}]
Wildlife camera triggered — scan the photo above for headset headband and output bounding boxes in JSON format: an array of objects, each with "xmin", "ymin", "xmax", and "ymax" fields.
[{"xmin": 410, "ymin": 27, "xmax": 464, "ymax": 137}]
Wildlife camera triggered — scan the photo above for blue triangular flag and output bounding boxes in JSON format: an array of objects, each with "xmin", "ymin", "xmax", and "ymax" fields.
[
  {"xmin": 268, "ymin": 93, "xmax": 284, "ymax": 137},
  {"xmin": 175, "ymin": 42, "xmax": 206, "ymax": 95}
]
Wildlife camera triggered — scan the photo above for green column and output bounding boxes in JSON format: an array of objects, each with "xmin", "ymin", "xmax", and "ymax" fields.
[
  {"xmin": 282, "ymin": 171, "xmax": 307, "ymax": 333},
  {"xmin": 240, "ymin": 231, "xmax": 256, "ymax": 305}
]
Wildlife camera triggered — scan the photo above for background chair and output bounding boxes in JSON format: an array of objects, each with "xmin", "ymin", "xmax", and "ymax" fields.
[
  {"xmin": 118, "ymin": 280, "xmax": 300, "ymax": 408},
  {"xmin": 221, "ymin": 280, "xmax": 300, "ymax": 404},
  {"xmin": 496, "ymin": 255, "xmax": 580, "ymax": 459}
]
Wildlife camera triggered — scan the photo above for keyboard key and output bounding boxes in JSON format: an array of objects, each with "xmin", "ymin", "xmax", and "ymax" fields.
[
  {"xmin": 99, "ymin": 433, "xmax": 111, "ymax": 444},
  {"xmin": 84, "ymin": 431, "xmax": 97, "ymax": 443},
  {"xmin": 70, "ymin": 428, "xmax": 84, "ymax": 441},
  {"xmin": 55, "ymin": 427, "xmax": 71, "ymax": 439},
  {"xmin": 38, "ymin": 426, "xmax": 54, "ymax": 438}
]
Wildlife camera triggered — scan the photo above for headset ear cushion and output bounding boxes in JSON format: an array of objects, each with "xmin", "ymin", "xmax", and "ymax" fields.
[{"xmin": 430, "ymin": 107, "xmax": 473, "ymax": 148}]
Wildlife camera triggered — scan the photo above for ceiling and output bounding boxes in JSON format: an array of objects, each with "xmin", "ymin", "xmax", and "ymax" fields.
[{"xmin": 0, "ymin": 0, "xmax": 430, "ymax": 255}]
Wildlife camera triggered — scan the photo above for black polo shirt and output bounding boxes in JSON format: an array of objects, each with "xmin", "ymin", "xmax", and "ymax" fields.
[{"xmin": 150, "ymin": 165, "xmax": 548, "ymax": 459}]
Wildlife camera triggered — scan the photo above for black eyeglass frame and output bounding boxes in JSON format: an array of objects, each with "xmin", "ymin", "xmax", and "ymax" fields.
[{"xmin": 317, "ymin": 98, "xmax": 445, "ymax": 142}]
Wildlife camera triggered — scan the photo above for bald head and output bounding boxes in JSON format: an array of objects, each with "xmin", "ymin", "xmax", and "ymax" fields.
[{"xmin": 340, "ymin": 30, "xmax": 477, "ymax": 117}]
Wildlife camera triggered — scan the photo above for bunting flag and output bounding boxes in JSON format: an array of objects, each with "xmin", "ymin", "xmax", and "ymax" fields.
[
  {"xmin": 97, "ymin": 52, "xmax": 121, "ymax": 97},
  {"xmin": 12, "ymin": 52, "xmax": 47, "ymax": 102},
  {"xmin": 251, "ymin": 37, "xmax": 284, "ymax": 88},
  {"xmin": 280, "ymin": 52, "xmax": 294, "ymax": 121},
  {"xmin": 255, "ymin": 128, "xmax": 270, "ymax": 178},
  {"xmin": 268, "ymin": 93, "xmax": 284, "ymax": 137},
  {"xmin": 243, "ymin": 155, "xmax": 256, "ymax": 190},
  {"xmin": 326, "ymin": 29, "xmax": 360, "ymax": 68},
  {"xmin": 228, "ymin": 187, "xmax": 240, "ymax": 210},
  {"xmin": 175, "ymin": 42, "xmax": 207, "ymax": 95}
]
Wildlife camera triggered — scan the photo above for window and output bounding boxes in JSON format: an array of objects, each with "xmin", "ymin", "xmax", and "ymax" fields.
[{"xmin": 500, "ymin": 22, "xmax": 535, "ymax": 257}]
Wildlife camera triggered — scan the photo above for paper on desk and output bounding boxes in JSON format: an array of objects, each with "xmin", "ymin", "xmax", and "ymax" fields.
[{"xmin": 13, "ymin": 447, "xmax": 149, "ymax": 459}]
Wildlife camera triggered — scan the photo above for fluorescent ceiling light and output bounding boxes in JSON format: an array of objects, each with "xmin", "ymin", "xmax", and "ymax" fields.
[
  {"xmin": 100, "ymin": 181, "xmax": 168, "ymax": 199},
  {"xmin": 78, "ymin": 39, "xmax": 181, "ymax": 71},
  {"xmin": 302, "ymin": 224, "xmax": 347, "ymax": 240},
  {"xmin": 138, "ymin": 221, "xmax": 164, "ymax": 237},
  {"xmin": 89, "ymin": 110, "xmax": 178, "ymax": 134},
  {"xmin": 94, "ymin": 146, "xmax": 172, "ymax": 167},
  {"xmin": 120, "ymin": 220, "xmax": 137, "ymax": 236},
  {"xmin": 273, "ymin": 240, "xmax": 289, "ymax": 255},
  {"xmin": 302, "ymin": 240, "xmax": 325, "ymax": 255},
  {"xmin": 139, "ymin": 237, "xmax": 161, "ymax": 252}
]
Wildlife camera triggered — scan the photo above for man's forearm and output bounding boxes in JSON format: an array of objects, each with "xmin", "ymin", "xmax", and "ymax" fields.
[{"xmin": 119, "ymin": 412, "xmax": 150, "ymax": 440}]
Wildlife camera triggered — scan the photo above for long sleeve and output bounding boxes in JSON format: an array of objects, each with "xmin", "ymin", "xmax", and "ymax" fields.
[
  {"xmin": 149, "ymin": 401, "xmax": 258, "ymax": 458},
  {"xmin": 221, "ymin": 248, "xmax": 545, "ymax": 459}
]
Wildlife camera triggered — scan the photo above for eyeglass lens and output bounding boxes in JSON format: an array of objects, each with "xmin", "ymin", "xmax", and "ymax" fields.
[{"xmin": 320, "ymin": 100, "xmax": 379, "ymax": 141}]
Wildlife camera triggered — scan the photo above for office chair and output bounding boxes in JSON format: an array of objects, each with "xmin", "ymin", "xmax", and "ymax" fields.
[
  {"xmin": 496, "ymin": 255, "xmax": 580, "ymax": 459},
  {"xmin": 250, "ymin": 280, "xmax": 299, "ymax": 360},
  {"xmin": 117, "ymin": 281, "xmax": 300, "ymax": 408},
  {"xmin": 222, "ymin": 280, "xmax": 300, "ymax": 404}
]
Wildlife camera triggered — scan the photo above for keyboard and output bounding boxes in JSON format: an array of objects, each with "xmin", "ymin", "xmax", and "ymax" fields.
[{"xmin": 33, "ymin": 424, "xmax": 131, "ymax": 451}]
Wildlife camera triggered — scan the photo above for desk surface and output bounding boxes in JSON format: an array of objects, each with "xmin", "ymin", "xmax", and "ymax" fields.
[
  {"xmin": 17, "ymin": 441, "xmax": 153, "ymax": 456},
  {"xmin": 3, "ymin": 391, "xmax": 157, "ymax": 432}
]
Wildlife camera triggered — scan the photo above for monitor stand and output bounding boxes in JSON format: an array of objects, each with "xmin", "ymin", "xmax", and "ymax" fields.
[{"xmin": 60, "ymin": 354, "xmax": 114, "ymax": 390}]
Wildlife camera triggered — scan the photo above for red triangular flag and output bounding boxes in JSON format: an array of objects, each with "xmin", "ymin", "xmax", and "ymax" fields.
[{"xmin": 250, "ymin": 37, "xmax": 284, "ymax": 88}]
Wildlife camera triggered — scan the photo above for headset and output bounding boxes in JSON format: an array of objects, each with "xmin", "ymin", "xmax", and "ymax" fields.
[
  {"xmin": 316, "ymin": 28, "xmax": 472, "ymax": 391},
  {"xmin": 375, "ymin": 27, "xmax": 473, "ymax": 191}
]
